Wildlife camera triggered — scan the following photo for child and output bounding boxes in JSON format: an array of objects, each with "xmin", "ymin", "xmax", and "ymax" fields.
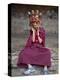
[{"xmin": 17, "ymin": 10, "xmax": 51, "ymax": 75}]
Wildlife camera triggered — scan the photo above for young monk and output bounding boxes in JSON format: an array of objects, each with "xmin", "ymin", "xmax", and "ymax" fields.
[{"xmin": 17, "ymin": 10, "xmax": 51, "ymax": 75}]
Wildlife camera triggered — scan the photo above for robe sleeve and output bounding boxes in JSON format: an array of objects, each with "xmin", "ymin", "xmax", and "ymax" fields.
[
  {"xmin": 39, "ymin": 27, "xmax": 46, "ymax": 47},
  {"xmin": 25, "ymin": 29, "xmax": 33, "ymax": 47}
]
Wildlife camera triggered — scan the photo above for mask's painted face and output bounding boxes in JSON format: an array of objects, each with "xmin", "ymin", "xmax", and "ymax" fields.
[{"xmin": 30, "ymin": 14, "xmax": 40, "ymax": 29}]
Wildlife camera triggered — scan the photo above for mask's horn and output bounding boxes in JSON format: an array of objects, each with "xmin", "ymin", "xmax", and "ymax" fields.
[{"xmin": 28, "ymin": 11, "xmax": 31, "ymax": 15}]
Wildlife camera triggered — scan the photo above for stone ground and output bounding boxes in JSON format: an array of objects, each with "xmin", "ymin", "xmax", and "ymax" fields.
[
  {"xmin": 10, "ymin": 17, "xmax": 58, "ymax": 76},
  {"xmin": 11, "ymin": 50, "xmax": 58, "ymax": 76}
]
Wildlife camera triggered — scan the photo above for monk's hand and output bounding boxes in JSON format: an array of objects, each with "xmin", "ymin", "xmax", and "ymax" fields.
[{"xmin": 38, "ymin": 36, "xmax": 42, "ymax": 43}]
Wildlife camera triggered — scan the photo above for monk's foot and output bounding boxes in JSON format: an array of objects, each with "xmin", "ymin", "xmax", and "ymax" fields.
[
  {"xmin": 43, "ymin": 68, "xmax": 49, "ymax": 75},
  {"xmin": 23, "ymin": 67, "xmax": 36, "ymax": 75}
]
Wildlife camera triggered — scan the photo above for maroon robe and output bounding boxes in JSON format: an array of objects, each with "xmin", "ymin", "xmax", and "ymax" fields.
[{"xmin": 17, "ymin": 27, "xmax": 51, "ymax": 67}]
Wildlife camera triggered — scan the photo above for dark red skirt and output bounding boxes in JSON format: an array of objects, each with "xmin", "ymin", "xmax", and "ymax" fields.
[{"xmin": 17, "ymin": 42, "xmax": 51, "ymax": 67}]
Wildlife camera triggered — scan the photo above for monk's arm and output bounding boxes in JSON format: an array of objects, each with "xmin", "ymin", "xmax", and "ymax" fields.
[{"xmin": 37, "ymin": 29, "xmax": 42, "ymax": 43}]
